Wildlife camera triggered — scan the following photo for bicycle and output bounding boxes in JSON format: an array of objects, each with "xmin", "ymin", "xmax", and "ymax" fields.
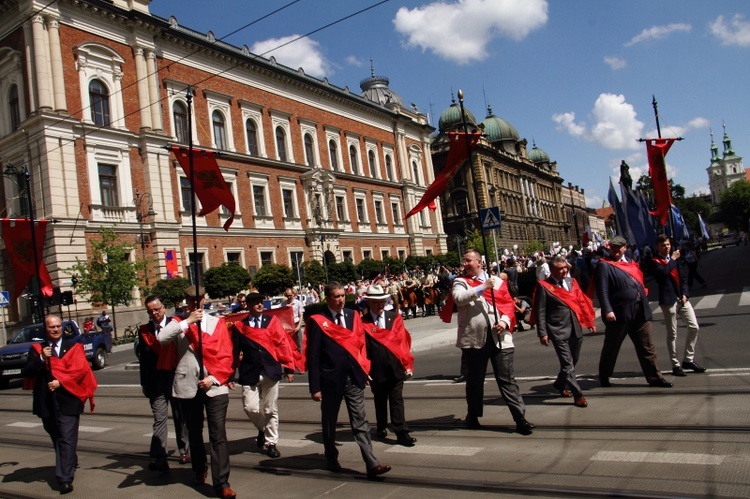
[{"xmin": 123, "ymin": 323, "xmax": 141, "ymax": 339}]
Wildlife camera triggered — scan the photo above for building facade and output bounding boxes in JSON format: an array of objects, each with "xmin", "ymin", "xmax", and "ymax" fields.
[
  {"xmin": 707, "ymin": 124, "xmax": 744, "ymax": 209},
  {"xmin": 0, "ymin": 0, "xmax": 444, "ymax": 321}
]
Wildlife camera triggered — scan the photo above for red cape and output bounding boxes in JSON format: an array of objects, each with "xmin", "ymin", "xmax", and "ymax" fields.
[
  {"xmin": 234, "ymin": 315, "xmax": 297, "ymax": 372},
  {"xmin": 309, "ymin": 313, "xmax": 370, "ymax": 376},
  {"xmin": 364, "ymin": 313, "xmax": 414, "ymax": 372},
  {"xmin": 184, "ymin": 318, "xmax": 235, "ymax": 385},
  {"xmin": 139, "ymin": 323, "xmax": 179, "ymax": 371},
  {"xmin": 25, "ymin": 343, "xmax": 98, "ymax": 413},
  {"xmin": 532, "ymin": 280, "xmax": 596, "ymax": 329},
  {"xmin": 441, "ymin": 276, "xmax": 517, "ymax": 332}
]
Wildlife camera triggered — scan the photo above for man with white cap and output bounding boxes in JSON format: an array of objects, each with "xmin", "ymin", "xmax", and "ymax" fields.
[{"xmin": 362, "ymin": 284, "xmax": 416, "ymax": 447}]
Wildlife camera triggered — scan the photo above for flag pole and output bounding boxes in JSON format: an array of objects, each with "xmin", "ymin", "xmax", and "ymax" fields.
[
  {"xmin": 457, "ymin": 90, "xmax": 498, "ymax": 324},
  {"xmin": 651, "ymin": 95, "xmax": 675, "ymax": 241},
  {"xmin": 186, "ymin": 87, "xmax": 204, "ymax": 378}
]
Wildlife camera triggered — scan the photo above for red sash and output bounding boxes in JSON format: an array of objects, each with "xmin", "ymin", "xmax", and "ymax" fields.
[
  {"xmin": 599, "ymin": 259, "xmax": 648, "ymax": 296},
  {"xmin": 533, "ymin": 280, "xmax": 596, "ymax": 329},
  {"xmin": 364, "ymin": 313, "xmax": 414, "ymax": 372},
  {"xmin": 234, "ymin": 315, "xmax": 296, "ymax": 372},
  {"xmin": 651, "ymin": 256, "xmax": 681, "ymax": 289},
  {"xmin": 309, "ymin": 313, "xmax": 370, "ymax": 375},
  {"xmin": 441, "ymin": 276, "xmax": 516, "ymax": 331},
  {"xmin": 139, "ymin": 323, "xmax": 179, "ymax": 371},
  {"xmin": 25, "ymin": 343, "xmax": 98, "ymax": 413},
  {"xmin": 184, "ymin": 318, "xmax": 235, "ymax": 385}
]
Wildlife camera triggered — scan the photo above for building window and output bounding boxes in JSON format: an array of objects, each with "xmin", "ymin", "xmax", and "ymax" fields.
[
  {"xmin": 304, "ymin": 133, "xmax": 315, "ymax": 166},
  {"xmin": 349, "ymin": 145, "xmax": 359, "ymax": 175},
  {"xmin": 290, "ymin": 251, "xmax": 304, "ymax": 283},
  {"xmin": 335, "ymin": 195, "xmax": 346, "ymax": 221},
  {"xmin": 226, "ymin": 252, "xmax": 241, "ymax": 265},
  {"xmin": 98, "ymin": 164, "xmax": 118, "ymax": 207},
  {"xmin": 343, "ymin": 250, "xmax": 353, "ymax": 263},
  {"xmin": 212, "ymin": 110, "xmax": 227, "ymax": 150},
  {"xmin": 398, "ymin": 249, "xmax": 406, "ymax": 260},
  {"xmin": 374, "ymin": 200, "xmax": 384, "ymax": 224},
  {"xmin": 221, "ymin": 180, "xmax": 234, "ymax": 215},
  {"xmin": 329, "ymin": 140, "xmax": 339, "ymax": 171},
  {"xmin": 412, "ymin": 161, "xmax": 420, "ymax": 184},
  {"xmin": 385, "ymin": 155, "xmax": 394, "ymax": 181},
  {"xmin": 253, "ymin": 185, "xmax": 267, "ymax": 216},
  {"xmin": 363, "ymin": 250, "xmax": 372, "ymax": 260},
  {"xmin": 260, "ymin": 251, "xmax": 274, "ymax": 266},
  {"xmin": 245, "ymin": 119, "xmax": 258, "ymax": 156},
  {"xmin": 187, "ymin": 252, "xmax": 204, "ymax": 285},
  {"xmin": 89, "ymin": 79, "xmax": 110, "ymax": 126},
  {"xmin": 381, "ymin": 249, "xmax": 389, "ymax": 260},
  {"xmin": 282, "ymin": 188, "xmax": 295, "ymax": 219},
  {"xmin": 180, "ymin": 177, "xmax": 194, "ymax": 211},
  {"xmin": 9, "ymin": 84, "xmax": 20, "ymax": 132},
  {"xmin": 391, "ymin": 202, "xmax": 401, "ymax": 224},
  {"xmin": 368, "ymin": 150, "xmax": 377, "ymax": 178},
  {"xmin": 275, "ymin": 126, "xmax": 287, "ymax": 162},
  {"xmin": 173, "ymin": 101, "xmax": 189, "ymax": 143},
  {"xmin": 356, "ymin": 198, "xmax": 366, "ymax": 223}
]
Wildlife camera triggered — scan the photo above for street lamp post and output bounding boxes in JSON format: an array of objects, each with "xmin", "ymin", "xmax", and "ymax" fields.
[{"xmin": 133, "ymin": 189, "xmax": 156, "ymax": 287}]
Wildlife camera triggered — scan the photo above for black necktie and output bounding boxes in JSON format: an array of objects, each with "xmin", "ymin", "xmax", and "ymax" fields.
[
  {"xmin": 52, "ymin": 343, "xmax": 58, "ymax": 358},
  {"xmin": 336, "ymin": 313, "xmax": 343, "ymax": 326}
]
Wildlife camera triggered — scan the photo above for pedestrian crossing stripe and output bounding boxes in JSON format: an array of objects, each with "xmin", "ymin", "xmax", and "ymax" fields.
[{"xmin": 386, "ymin": 444, "xmax": 482, "ymax": 456}]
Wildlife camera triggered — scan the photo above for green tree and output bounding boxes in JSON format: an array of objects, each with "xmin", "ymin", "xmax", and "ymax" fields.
[
  {"xmin": 462, "ymin": 229, "xmax": 498, "ymax": 262},
  {"xmin": 382, "ymin": 256, "xmax": 405, "ymax": 275},
  {"xmin": 302, "ymin": 260, "xmax": 326, "ymax": 288},
  {"xmin": 149, "ymin": 277, "xmax": 191, "ymax": 309},
  {"xmin": 203, "ymin": 262, "xmax": 251, "ymax": 300},
  {"xmin": 252, "ymin": 264, "xmax": 293, "ymax": 296},
  {"xmin": 524, "ymin": 240, "xmax": 546, "ymax": 255},
  {"xmin": 435, "ymin": 251, "xmax": 460, "ymax": 268},
  {"xmin": 635, "ymin": 174, "xmax": 685, "ymax": 204},
  {"xmin": 327, "ymin": 261, "xmax": 358, "ymax": 284},
  {"xmin": 357, "ymin": 258, "xmax": 385, "ymax": 280},
  {"xmin": 719, "ymin": 180, "xmax": 750, "ymax": 232},
  {"xmin": 68, "ymin": 227, "xmax": 146, "ymax": 338},
  {"xmin": 674, "ymin": 195, "xmax": 712, "ymax": 238},
  {"xmin": 404, "ymin": 254, "xmax": 437, "ymax": 272}
]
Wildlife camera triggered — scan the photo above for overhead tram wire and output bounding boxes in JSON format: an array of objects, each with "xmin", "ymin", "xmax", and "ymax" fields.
[{"xmin": 11, "ymin": 0, "xmax": 391, "ymax": 170}]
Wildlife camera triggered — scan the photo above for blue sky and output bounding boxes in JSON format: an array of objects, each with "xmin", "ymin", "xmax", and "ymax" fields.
[{"xmin": 150, "ymin": 0, "xmax": 750, "ymax": 208}]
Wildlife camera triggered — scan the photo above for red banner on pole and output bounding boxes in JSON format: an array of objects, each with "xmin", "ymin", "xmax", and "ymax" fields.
[
  {"xmin": 1, "ymin": 218, "xmax": 53, "ymax": 300},
  {"xmin": 165, "ymin": 249, "xmax": 178, "ymax": 278},
  {"xmin": 645, "ymin": 138, "xmax": 676, "ymax": 227}
]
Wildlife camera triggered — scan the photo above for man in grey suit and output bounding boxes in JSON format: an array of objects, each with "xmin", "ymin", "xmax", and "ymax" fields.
[
  {"xmin": 158, "ymin": 286, "xmax": 237, "ymax": 499},
  {"xmin": 534, "ymin": 255, "xmax": 596, "ymax": 408}
]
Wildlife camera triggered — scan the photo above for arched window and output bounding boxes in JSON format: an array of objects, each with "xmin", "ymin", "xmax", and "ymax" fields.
[
  {"xmin": 8, "ymin": 84, "xmax": 20, "ymax": 132},
  {"xmin": 304, "ymin": 133, "xmax": 315, "ymax": 166},
  {"xmin": 89, "ymin": 79, "xmax": 110, "ymax": 126},
  {"xmin": 212, "ymin": 110, "xmax": 226, "ymax": 150},
  {"xmin": 329, "ymin": 140, "xmax": 338, "ymax": 170},
  {"xmin": 245, "ymin": 119, "xmax": 258, "ymax": 156},
  {"xmin": 349, "ymin": 145, "xmax": 359, "ymax": 175},
  {"xmin": 276, "ymin": 126, "xmax": 287, "ymax": 162},
  {"xmin": 368, "ymin": 150, "xmax": 377, "ymax": 177},
  {"xmin": 172, "ymin": 101, "xmax": 189, "ymax": 143},
  {"xmin": 412, "ymin": 161, "xmax": 420, "ymax": 184},
  {"xmin": 385, "ymin": 155, "xmax": 394, "ymax": 181}
]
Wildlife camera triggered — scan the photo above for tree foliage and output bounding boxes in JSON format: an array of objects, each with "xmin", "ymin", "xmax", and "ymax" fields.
[
  {"xmin": 719, "ymin": 180, "xmax": 750, "ymax": 232},
  {"xmin": 149, "ymin": 277, "xmax": 191, "ymax": 309},
  {"xmin": 674, "ymin": 195, "xmax": 712, "ymax": 238},
  {"xmin": 302, "ymin": 260, "xmax": 325, "ymax": 288},
  {"xmin": 202, "ymin": 262, "xmax": 251, "ymax": 299},
  {"xmin": 251, "ymin": 264, "xmax": 293, "ymax": 296},
  {"xmin": 524, "ymin": 240, "xmax": 546, "ymax": 255},
  {"xmin": 327, "ymin": 261, "xmax": 358, "ymax": 285},
  {"xmin": 357, "ymin": 258, "xmax": 385, "ymax": 280}
]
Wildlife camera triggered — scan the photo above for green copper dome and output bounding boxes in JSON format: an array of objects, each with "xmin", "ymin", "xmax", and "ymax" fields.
[
  {"xmin": 528, "ymin": 143, "xmax": 550, "ymax": 164},
  {"xmin": 438, "ymin": 100, "xmax": 476, "ymax": 131},
  {"xmin": 481, "ymin": 106, "xmax": 519, "ymax": 143}
]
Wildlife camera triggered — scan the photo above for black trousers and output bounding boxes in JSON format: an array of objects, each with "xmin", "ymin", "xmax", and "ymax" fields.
[
  {"xmin": 42, "ymin": 396, "xmax": 79, "ymax": 484},
  {"xmin": 599, "ymin": 303, "xmax": 661, "ymax": 383},
  {"xmin": 370, "ymin": 376, "xmax": 408, "ymax": 434},
  {"xmin": 180, "ymin": 392, "xmax": 230, "ymax": 491}
]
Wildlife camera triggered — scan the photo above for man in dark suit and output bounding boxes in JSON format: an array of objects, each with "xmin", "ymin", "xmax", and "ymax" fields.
[
  {"xmin": 24, "ymin": 315, "xmax": 97, "ymax": 495},
  {"xmin": 232, "ymin": 291, "xmax": 295, "ymax": 459},
  {"xmin": 138, "ymin": 295, "xmax": 189, "ymax": 472},
  {"xmin": 362, "ymin": 284, "xmax": 416, "ymax": 447},
  {"xmin": 595, "ymin": 236, "xmax": 672, "ymax": 388},
  {"xmin": 534, "ymin": 255, "xmax": 596, "ymax": 408},
  {"xmin": 306, "ymin": 281, "xmax": 391, "ymax": 479}
]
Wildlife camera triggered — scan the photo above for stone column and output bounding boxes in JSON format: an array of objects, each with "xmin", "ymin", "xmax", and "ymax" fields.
[
  {"xmin": 23, "ymin": 21, "xmax": 37, "ymax": 111},
  {"xmin": 146, "ymin": 50, "xmax": 162, "ymax": 131},
  {"xmin": 31, "ymin": 14, "xmax": 52, "ymax": 110},
  {"xmin": 46, "ymin": 16, "xmax": 66, "ymax": 111},
  {"xmin": 133, "ymin": 47, "xmax": 152, "ymax": 130}
]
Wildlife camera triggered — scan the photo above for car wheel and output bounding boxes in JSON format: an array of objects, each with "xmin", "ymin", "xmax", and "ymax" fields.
[{"xmin": 93, "ymin": 347, "xmax": 107, "ymax": 370}]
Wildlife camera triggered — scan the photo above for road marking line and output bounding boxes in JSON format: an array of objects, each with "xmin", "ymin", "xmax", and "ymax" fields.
[
  {"xmin": 693, "ymin": 291, "xmax": 725, "ymax": 310},
  {"xmin": 276, "ymin": 439, "xmax": 313, "ymax": 448},
  {"xmin": 740, "ymin": 286, "xmax": 750, "ymax": 307},
  {"xmin": 386, "ymin": 444, "xmax": 482, "ymax": 456},
  {"xmin": 592, "ymin": 450, "xmax": 725, "ymax": 465},
  {"xmin": 6, "ymin": 422, "xmax": 43, "ymax": 428},
  {"xmin": 79, "ymin": 426, "xmax": 110, "ymax": 433}
]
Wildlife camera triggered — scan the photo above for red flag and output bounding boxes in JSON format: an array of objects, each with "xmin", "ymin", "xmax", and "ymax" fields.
[
  {"xmin": 1, "ymin": 218, "xmax": 53, "ymax": 300},
  {"xmin": 170, "ymin": 146, "xmax": 236, "ymax": 231},
  {"xmin": 165, "ymin": 249, "xmax": 179, "ymax": 278},
  {"xmin": 405, "ymin": 131, "xmax": 481, "ymax": 219},
  {"xmin": 645, "ymin": 138, "xmax": 676, "ymax": 226}
]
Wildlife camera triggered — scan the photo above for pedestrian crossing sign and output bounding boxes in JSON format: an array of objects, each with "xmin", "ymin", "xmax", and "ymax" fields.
[
  {"xmin": 0, "ymin": 291, "xmax": 9, "ymax": 306},
  {"xmin": 480, "ymin": 207, "xmax": 502, "ymax": 230}
]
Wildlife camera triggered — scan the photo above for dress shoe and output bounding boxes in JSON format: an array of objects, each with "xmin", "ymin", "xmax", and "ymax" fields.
[
  {"xmin": 672, "ymin": 366, "xmax": 686, "ymax": 377},
  {"xmin": 453, "ymin": 375, "xmax": 466, "ymax": 383},
  {"xmin": 648, "ymin": 378, "xmax": 673, "ymax": 388},
  {"xmin": 326, "ymin": 460, "xmax": 342, "ymax": 472},
  {"xmin": 558, "ymin": 388, "xmax": 572, "ymax": 397},
  {"xmin": 465, "ymin": 415, "xmax": 481, "ymax": 429},
  {"xmin": 599, "ymin": 376, "xmax": 612, "ymax": 388},
  {"xmin": 148, "ymin": 458, "xmax": 170, "ymax": 472},
  {"xmin": 256, "ymin": 430, "xmax": 265, "ymax": 448},
  {"xmin": 376, "ymin": 429, "xmax": 388, "ymax": 439},
  {"xmin": 179, "ymin": 452, "xmax": 191, "ymax": 464},
  {"xmin": 396, "ymin": 432, "xmax": 416, "ymax": 447},
  {"xmin": 59, "ymin": 482, "xmax": 73, "ymax": 495},
  {"xmin": 217, "ymin": 487, "xmax": 236, "ymax": 499},
  {"xmin": 366, "ymin": 464, "xmax": 392, "ymax": 480},
  {"xmin": 682, "ymin": 360, "xmax": 706, "ymax": 373},
  {"xmin": 194, "ymin": 468, "xmax": 208, "ymax": 485},
  {"xmin": 515, "ymin": 419, "xmax": 535, "ymax": 435},
  {"xmin": 267, "ymin": 444, "xmax": 281, "ymax": 458},
  {"xmin": 574, "ymin": 395, "xmax": 588, "ymax": 408}
]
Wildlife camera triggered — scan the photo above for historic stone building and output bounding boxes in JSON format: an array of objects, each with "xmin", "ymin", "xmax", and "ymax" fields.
[
  {"xmin": 560, "ymin": 182, "xmax": 589, "ymax": 248},
  {"xmin": 432, "ymin": 98, "xmax": 567, "ymax": 253},
  {"xmin": 0, "ymin": 0, "xmax": 443, "ymax": 321},
  {"xmin": 707, "ymin": 123, "xmax": 744, "ymax": 208}
]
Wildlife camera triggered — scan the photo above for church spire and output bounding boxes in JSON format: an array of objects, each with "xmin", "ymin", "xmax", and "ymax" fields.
[
  {"xmin": 722, "ymin": 121, "xmax": 736, "ymax": 158},
  {"xmin": 710, "ymin": 129, "xmax": 720, "ymax": 165}
]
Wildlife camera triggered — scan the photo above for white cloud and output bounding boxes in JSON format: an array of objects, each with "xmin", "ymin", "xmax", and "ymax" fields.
[
  {"xmin": 645, "ymin": 117, "xmax": 710, "ymax": 139},
  {"xmin": 251, "ymin": 36, "xmax": 331, "ymax": 78},
  {"xmin": 585, "ymin": 194, "xmax": 603, "ymax": 209},
  {"xmin": 393, "ymin": 0, "xmax": 548, "ymax": 64},
  {"xmin": 603, "ymin": 56, "xmax": 626, "ymax": 70},
  {"xmin": 709, "ymin": 14, "xmax": 750, "ymax": 47},
  {"xmin": 551, "ymin": 112, "xmax": 586, "ymax": 137},
  {"xmin": 345, "ymin": 56, "xmax": 365, "ymax": 67},
  {"xmin": 625, "ymin": 23, "xmax": 691, "ymax": 46},
  {"xmin": 554, "ymin": 94, "xmax": 643, "ymax": 150}
]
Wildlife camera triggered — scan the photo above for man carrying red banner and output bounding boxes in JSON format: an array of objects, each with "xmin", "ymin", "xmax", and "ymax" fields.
[
  {"xmin": 24, "ymin": 315, "xmax": 97, "ymax": 495},
  {"xmin": 362, "ymin": 284, "xmax": 416, "ymax": 447},
  {"xmin": 449, "ymin": 249, "xmax": 534, "ymax": 435},
  {"xmin": 595, "ymin": 236, "xmax": 672, "ymax": 389},
  {"xmin": 158, "ymin": 286, "xmax": 236, "ymax": 499},
  {"xmin": 305, "ymin": 282, "xmax": 391, "ymax": 479},
  {"xmin": 533, "ymin": 255, "xmax": 596, "ymax": 408},
  {"xmin": 232, "ymin": 292, "xmax": 296, "ymax": 459}
]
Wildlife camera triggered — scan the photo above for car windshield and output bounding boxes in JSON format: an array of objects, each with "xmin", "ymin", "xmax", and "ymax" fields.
[{"xmin": 10, "ymin": 326, "xmax": 45, "ymax": 344}]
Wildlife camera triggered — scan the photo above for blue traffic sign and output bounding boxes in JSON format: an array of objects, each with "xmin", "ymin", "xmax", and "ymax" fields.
[
  {"xmin": 480, "ymin": 207, "xmax": 502, "ymax": 230},
  {"xmin": 0, "ymin": 291, "xmax": 9, "ymax": 307}
]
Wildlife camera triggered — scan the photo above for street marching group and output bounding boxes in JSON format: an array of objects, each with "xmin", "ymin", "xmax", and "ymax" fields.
[{"xmin": 22, "ymin": 234, "xmax": 706, "ymax": 497}]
